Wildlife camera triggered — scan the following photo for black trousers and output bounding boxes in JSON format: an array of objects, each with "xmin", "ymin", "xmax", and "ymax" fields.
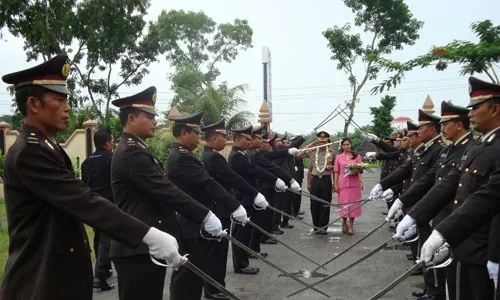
[
  {"xmin": 445, "ymin": 260, "xmax": 457, "ymax": 300},
  {"xmin": 273, "ymin": 191, "xmax": 293, "ymax": 227},
  {"xmin": 250, "ymin": 208, "xmax": 266, "ymax": 252},
  {"xmin": 232, "ymin": 205, "xmax": 253, "ymax": 271},
  {"xmin": 93, "ymin": 229, "xmax": 100, "ymax": 259},
  {"xmin": 266, "ymin": 189, "xmax": 279, "ymax": 232},
  {"xmin": 170, "ymin": 239, "xmax": 209, "ymax": 300},
  {"xmin": 455, "ymin": 262, "xmax": 494, "ymax": 300},
  {"xmin": 310, "ymin": 175, "xmax": 332, "ymax": 228},
  {"xmin": 94, "ymin": 234, "xmax": 112, "ymax": 280},
  {"xmin": 417, "ymin": 223, "xmax": 446, "ymax": 299},
  {"xmin": 205, "ymin": 218, "xmax": 231, "ymax": 296},
  {"xmin": 113, "ymin": 254, "xmax": 166, "ymax": 300}
]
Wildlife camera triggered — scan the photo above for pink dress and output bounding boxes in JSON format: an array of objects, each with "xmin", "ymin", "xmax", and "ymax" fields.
[{"xmin": 334, "ymin": 152, "xmax": 363, "ymax": 218}]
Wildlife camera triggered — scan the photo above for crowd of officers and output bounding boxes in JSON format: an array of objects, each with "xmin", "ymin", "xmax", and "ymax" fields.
[
  {"xmin": 365, "ymin": 76, "xmax": 500, "ymax": 300},
  {"xmin": 0, "ymin": 53, "xmax": 338, "ymax": 300}
]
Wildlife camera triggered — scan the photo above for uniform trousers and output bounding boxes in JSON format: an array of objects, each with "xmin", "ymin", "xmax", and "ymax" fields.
[
  {"xmin": 232, "ymin": 205, "xmax": 253, "ymax": 271},
  {"xmin": 273, "ymin": 191, "xmax": 293, "ymax": 227},
  {"xmin": 292, "ymin": 176, "xmax": 304, "ymax": 216},
  {"xmin": 310, "ymin": 175, "xmax": 332, "ymax": 229},
  {"xmin": 455, "ymin": 262, "xmax": 494, "ymax": 300},
  {"xmin": 113, "ymin": 254, "xmax": 166, "ymax": 300},
  {"xmin": 266, "ymin": 188, "xmax": 279, "ymax": 232},
  {"xmin": 250, "ymin": 209, "xmax": 267, "ymax": 252},
  {"xmin": 418, "ymin": 223, "xmax": 445, "ymax": 299},
  {"xmin": 94, "ymin": 234, "xmax": 111, "ymax": 280},
  {"xmin": 205, "ymin": 218, "xmax": 231, "ymax": 296},
  {"xmin": 170, "ymin": 239, "xmax": 210, "ymax": 300},
  {"xmin": 445, "ymin": 260, "xmax": 457, "ymax": 300}
]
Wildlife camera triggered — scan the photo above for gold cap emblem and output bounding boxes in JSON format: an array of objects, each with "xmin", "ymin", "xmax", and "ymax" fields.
[
  {"xmin": 61, "ymin": 60, "xmax": 70, "ymax": 78},
  {"xmin": 152, "ymin": 91, "xmax": 157, "ymax": 104}
]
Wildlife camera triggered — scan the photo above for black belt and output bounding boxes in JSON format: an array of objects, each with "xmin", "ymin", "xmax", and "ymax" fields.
[{"xmin": 312, "ymin": 174, "xmax": 331, "ymax": 179}]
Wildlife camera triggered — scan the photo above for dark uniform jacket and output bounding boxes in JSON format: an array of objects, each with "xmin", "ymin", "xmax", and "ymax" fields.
[
  {"xmin": 81, "ymin": 148, "xmax": 114, "ymax": 201},
  {"xmin": 228, "ymin": 146, "xmax": 277, "ymax": 207},
  {"xmin": 110, "ymin": 133, "xmax": 209, "ymax": 257},
  {"xmin": 402, "ymin": 133, "xmax": 474, "ymax": 224},
  {"xmin": 411, "ymin": 128, "xmax": 500, "ymax": 265},
  {"xmin": 167, "ymin": 143, "xmax": 240, "ymax": 239},
  {"xmin": 201, "ymin": 146, "xmax": 258, "ymax": 218},
  {"xmin": 269, "ymin": 146, "xmax": 296, "ymax": 180},
  {"xmin": 0, "ymin": 125, "xmax": 149, "ymax": 300},
  {"xmin": 246, "ymin": 147, "xmax": 292, "ymax": 183},
  {"xmin": 380, "ymin": 136, "xmax": 444, "ymax": 196}
]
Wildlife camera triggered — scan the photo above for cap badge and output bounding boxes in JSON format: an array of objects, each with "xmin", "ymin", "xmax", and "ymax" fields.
[
  {"xmin": 152, "ymin": 91, "xmax": 157, "ymax": 104},
  {"xmin": 61, "ymin": 59, "xmax": 71, "ymax": 78}
]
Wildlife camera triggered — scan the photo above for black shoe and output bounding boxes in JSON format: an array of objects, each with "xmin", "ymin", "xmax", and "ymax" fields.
[
  {"xmin": 410, "ymin": 268, "xmax": 423, "ymax": 276},
  {"xmin": 105, "ymin": 270, "xmax": 113, "ymax": 279},
  {"xmin": 411, "ymin": 290, "xmax": 426, "ymax": 297},
  {"xmin": 281, "ymin": 224, "xmax": 294, "ymax": 229},
  {"xmin": 417, "ymin": 295, "xmax": 436, "ymax": 300},
  {"xmin": 298, "ymin": 211, "xmax": 305, "ymax": 215},
  {"xmin": 296, "ymin": 215, "xmax": 304, "ymax": 220},
  {"xmin": 272, "ymin": 229, "xmax": 284, "ymax": 235},
  {"xmin": 249, "ymin": 252, "xmax": 268, "ymax": 259},
  {"xmin": 205, "ymin": 292, "xmax": 230, "ymax": 300},
  {"xmin": 319, "ymin": 230, "xmax": 328, "ymax": 235},
  {"xmin": 94, "ymin": 279, "xmax": 114, "ymax": 291},
  {"xmin": 381, "ymin": 212, "xmax": 388, "ymax": 215},
  {"xmin": 262, "ymin": 238, "xmax": 278, "ymax": 245},
  {"xmin": 235, "ymin": 266, "xmax": 259, "ymax": 275},
  {"xmin": 406, "ymin": 254, "xmax": 415, "ymax": 260}
]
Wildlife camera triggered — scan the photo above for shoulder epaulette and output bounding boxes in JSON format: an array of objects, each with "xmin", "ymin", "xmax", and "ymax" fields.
[{"xmin": 486, "ymin": 133, "xmax": 497, "ymax": 145}]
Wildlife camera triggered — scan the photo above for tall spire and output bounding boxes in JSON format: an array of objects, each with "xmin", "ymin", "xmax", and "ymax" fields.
[{"xmin": 423, "ymin": 94, "xmax": 435, "ymax": 115}]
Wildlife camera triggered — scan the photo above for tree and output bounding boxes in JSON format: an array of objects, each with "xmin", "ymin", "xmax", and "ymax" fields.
[
  {"xmin": 155, "ymin": 9, "xmax": 253, "ymax": 105},
  {"xmin": 166, "ymin": 82, "xmax": 253, "ymax": 129},
  {"xmin": 323, "ymin": 0, "xmax": 423, "ymax": 135},
  {"xmin": 0, "ymin": 0, "xmax": 162, "ymax": 124},
  {"xmin": 369, "ymin": 95, "xmax": 396, "ymax": 138},
  {"xmin": 371, "ymin": 20, "xmax": 500, "ymax": 94}
]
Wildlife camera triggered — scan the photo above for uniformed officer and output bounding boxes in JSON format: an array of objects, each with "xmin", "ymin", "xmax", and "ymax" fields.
[
  {"xmin": 200, "ymin": 119, "xmax": 268, "ymax": 299},
  {"xmin": 416, "ymin": 77, "xmax": 500, "ymax": 300},
  {"xmin": 228, "ymin": 125, "xmax": 287, "ymax": 274},
  {"xmin": 81, "ymin": 128, "xmax": 116, "ymax": 291},
  {"xmin": 390, "ymin": 101, "xmax": 473, "ymax": 300},
  {"xmin": 0, "ymin": 54, "xmax": 183, "ymax": 300},
  {"xmin": 110, "ymin": 87, "xmax": 223, "ymax": 300},
  {"xmin": 290, "ymin": 136, "xmax": 306, "ymax": 217},
  {"xmin": 166, "ymin": 113, "xmax": 252, "ymax": 300}
]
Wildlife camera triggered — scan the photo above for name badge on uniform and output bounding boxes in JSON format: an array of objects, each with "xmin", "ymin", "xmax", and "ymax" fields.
[
  {"xmin": 458, "ymin": 155, "xmax": 467, "ymax": 169},
  {"xmin": 440, "ymin": 153, "xmax": 447, "ymax": 159}
]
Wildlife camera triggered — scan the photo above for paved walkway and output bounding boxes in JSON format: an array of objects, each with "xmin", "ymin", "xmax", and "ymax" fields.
[{"xmin": 94, "ymin": 169, "xmax": 424, "ymax": 300}]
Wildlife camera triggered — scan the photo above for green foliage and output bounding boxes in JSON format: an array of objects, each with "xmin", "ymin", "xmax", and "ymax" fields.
[
  {"xmin": 323, "ymin": 0, "xmax": 422, "ymax": 135},
  {"xmin": 371, "ymin": 20, "xmax": 500, "ymax": 94},
  {"xmin": 0, "ymin": 155, "xmax": 5, "ymax": 180},
  {"xmin": 369, "ymin": 95, "xmax": 396, "ymax": 138},
  {"xmin": 0, "ymin": 224, "xmax": 7, "ymax": 283},
  {"xmin": 146, "ymin": 130, "xmax": 175, "ymax": 166}
]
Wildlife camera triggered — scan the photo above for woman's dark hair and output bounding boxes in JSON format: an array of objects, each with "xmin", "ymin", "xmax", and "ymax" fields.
[{"xmin": 340, "ymin": 137, "xmax": 357, "ymax": 159}]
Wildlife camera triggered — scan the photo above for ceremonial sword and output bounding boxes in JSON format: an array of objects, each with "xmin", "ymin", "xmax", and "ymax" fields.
[
  {"xmin": 309, "ymin": 220, "xmax": 388, "ymax": 273},
  {"xmin": 265, "ymin": 204, "xmax": 322, "ymax": 231},
  {"xmin": 309, "ymin": 200, "xmax": 370, "ymax": 235},
  {"xmin": 287, "ymin": 237, "xmax": 393, "ymax": 297},
  {"xmin": 286, "ymin": 188, "xmax": 338, "ymax": 207},
  {"xmin": 150, "ymin": 256, "xmax": 243, "ymax": 300},
  {"xmin": 222, "ymin": 231, "xmax": 331, "ymax": 298},
  {"xmin": 245, "ymin": 219, "xmax": 327, "ymax": 270}
]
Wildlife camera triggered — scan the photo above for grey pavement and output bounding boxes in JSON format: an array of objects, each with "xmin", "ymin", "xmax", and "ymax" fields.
[{"xmin": 94, "ymin": 169, "xmax": 425, "ymax": 300}]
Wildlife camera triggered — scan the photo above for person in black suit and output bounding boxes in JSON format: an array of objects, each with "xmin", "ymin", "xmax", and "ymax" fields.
[
  {"xmin": 228, "ymin": 126, "xmax": 287, "ymax": 274},
  {"xmin": 110, "ymin": 88, "xmax": 223, "ymax": 300},
  {"xmin": 200, "ymin": 119, "xmax": 269, "ymax": 299},
  {"xmin": 0, "ymin": 54, "xmax": 185, "ymax": 300},
  {"xmin": 166, "ymin": 113, "xmax": 251, "ymax": 300},
  {"xmin": 81, "ymin": 128, "xmax": 116, "ymax": 290}
]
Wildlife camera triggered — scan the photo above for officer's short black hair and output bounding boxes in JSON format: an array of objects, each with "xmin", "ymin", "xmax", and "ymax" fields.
[
  {"xmin": 488, "ymin": 97, "xmax": 500, "ymax": 107},
  {"xmin": 172, "ymin": 125, "xmax": 195, "ymax": 137},
  {"xmin": 94, "ymin": 128, "xmax": 113, "ymax": 149},
  {"xmin": 15, "ymin": 85, "xmax": 49, "ymax": 116},
  {"xmin": 453, "ymin": 117, "xmax": 470, "ymax": 130},
  {"xmin": 204, "ymin": 132, "xmax": 219, "ymax": 141},
  {"xmin": 428, "ymin": 122, "xmax": 441, "ymax": 134},
  {"xmin": 119, "ymin": 107, "xmax": 141, "ymax": 127}
]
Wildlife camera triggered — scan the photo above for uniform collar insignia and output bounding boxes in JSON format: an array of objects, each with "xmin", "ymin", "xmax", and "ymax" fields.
[{"xmin": 44, "ymin": 139, "xmax": 55, "ymax": 150}]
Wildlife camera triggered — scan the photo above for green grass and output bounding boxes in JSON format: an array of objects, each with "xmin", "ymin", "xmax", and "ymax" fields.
[
  {"xmin": 0, "ymin": 225, "xmax": 8, "ymax": 284},
  {"xmin": 0, "ymin": 198, "xmax": 6, "ymax": 222}
]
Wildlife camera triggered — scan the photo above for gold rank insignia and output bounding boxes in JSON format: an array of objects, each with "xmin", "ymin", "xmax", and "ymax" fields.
[
  {"xmin": 487, "ymin": 133, "xmax": 496, "ymax": 143},
  {"xmin": 44, "ymin": 139, "xmax": 55, "ymax": 150},
  {"xmin": 61, "ymin": 59, "xmax": 70, "ymax": 78},
  {"xmin": 152, "ymin": 91, "xmax": 157, "ymax": 104},
  {"xmin": 461, "ymin": 138, "xmax": 469, "ymax": 145}
]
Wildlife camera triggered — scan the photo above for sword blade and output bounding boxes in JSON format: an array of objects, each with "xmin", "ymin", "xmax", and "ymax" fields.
[
  {"xmin": 223, "ymin": 233, "xmax": 331, "ymax": 298},
  {"xmin": 366, "ymin": 262, "xmax": 423, "ymax": 300},
  {"xmin": 246, "ymin": 220, "xmax": 327, "ymax": 270},
  {"xmin": 266, "ymin": 204, "xmax": 322, "ymax": 231},
  {"xmin": 309, "ymin": 201, "xmax": 369, "ymax": 236},
  {"xmin": 288, "ymin": 188, "xmax": 337, "ymax": 207},
  {"xmin": 287, "ymin": 237, "xmax": 393, "ymax": 298},
  {"xmin": 310, "ymin": 220, "xmax": 388, "ymax": 273},
  {"xmin": 184, "ymin": 261, "xmax": 244, "ymax": 300}
]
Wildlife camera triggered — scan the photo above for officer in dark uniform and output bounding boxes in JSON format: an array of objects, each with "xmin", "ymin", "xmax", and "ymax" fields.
[
  {"xmin": 200, "ymin": 119, "xmax": 268, "ymax": 299},
  {"xmin": 0, "ymin": 54, "xmax": 183, "ymax": 300},
  {"xmin": 391, "ymin": 101, "xmax": 473, "ymax": 300},
  {"xmin": 110, "ymin": 87, "xmax": 223, "ymax": 300},
  {"xmin": 166, "ymin": 113, "xmax": 250, "ymax": 300},
  {"xmin": 290, "ymin": 136, "xmax": 306, "ymax": 217},
  {"xmin": 418, "ymin": 76, "xmax": 500, "ymax": 300},
  {"xmin": 228, "ymin": 126, "xmax": 287, "ymax": 274},
  {"xmin": 81, "ymin": 128, "xmax": 115, "ymax": 290},
  {"xmin": 370, "ymin": 109, "xmax": 444, "ymax": 299}
]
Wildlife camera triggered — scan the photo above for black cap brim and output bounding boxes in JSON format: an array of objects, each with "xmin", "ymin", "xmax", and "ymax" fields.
[
  {"xmin": 42, "ymin": 84, "xmax": 69, "ymax": 95},
  {"xmin": 467, "ymin": 98, "xmax": 490, "ymax": 108},
  {"xmin": 136, "ymin": 107, "xmax": 158, "ymax": 116}
]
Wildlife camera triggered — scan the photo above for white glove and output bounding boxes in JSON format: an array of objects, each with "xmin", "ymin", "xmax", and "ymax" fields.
[
  {"xmin": 275, "ymin": 178, "xmax": 287, "ymax": 191},
  {"xmin": 203, "ymin": 211, "xmax": 223, "ymax": 237},
  {"xmin": 382, "ymin": 188, "xmax": 394, "ymax": 202},
  {"xmin": 142, "ymin": 227, "xmax": 184, "ymax": 267},
  {"xmin": 487, "ymin": 260, "xmax": 499, "ymax": 288},
  {"xmin": 420, "ymin": 230, "xmax": 446, "ymax": 265},
  {"xmin": 231, "ymin": 205, "xmax": 250, "ymax": 225},
  {"xmin": 363, "ymin": 133, "xmax": 378, "ymax": 142},
  {"xmin": 288, "ymin": 147, "xmax": 300, "ymax": 155},
  {"xmin": 295, "ymin": 166, "xmax": 298, "ymax": 172},
  {"xmin": 393, "ymin": 214, "xmax": 417, "ymax": 241},
  {"xmin": 290, "ymin": 179, "xmax": 301, "ymax": 192},
  {"xmin": 253, "ymin": 193, "xmax": 269, "ymax": 209},
  {"xmin": 365, "ymin": 152, "xmax": 377, "ymax": 160},
  {"xmin": 369, "ymin": 183, "xmax": 383, "ymax": 200},
  {"xmin": 387, "ymin": 198, "xmax": 404, "ymax": 220}
]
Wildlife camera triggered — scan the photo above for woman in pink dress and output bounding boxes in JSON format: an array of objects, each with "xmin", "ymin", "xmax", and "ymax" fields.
[{"xmin": 333, "ymin": 137, "xmax": 363, "ymax": 235}]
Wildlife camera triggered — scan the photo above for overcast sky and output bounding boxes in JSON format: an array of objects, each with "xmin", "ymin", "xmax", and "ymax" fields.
[{"xmin": 1, "ymin": 0, "xmax": 499, "ymax": 135}]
